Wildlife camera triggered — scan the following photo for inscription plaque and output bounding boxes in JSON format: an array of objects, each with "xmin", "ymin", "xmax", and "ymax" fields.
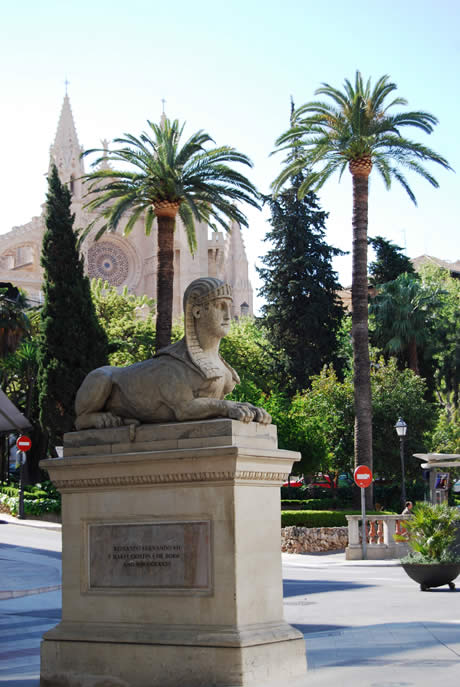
[{"xmin": 88, "ymin": 521, "xmax": 210, "ymax": 590}]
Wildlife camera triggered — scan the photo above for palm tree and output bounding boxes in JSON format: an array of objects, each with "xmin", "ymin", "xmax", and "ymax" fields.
[
  {"xmin": 370, "ymin": 272, "xmax": 442, "ymax": 375},
  {"xmin": 272, "ymin": 71, "xmax": 451, "ymax": 488},
  {"xmin": 83, "ymin": 118, "xmax": 260, "ymax": 350},
  {"xmin": 0, "ymin": 285, "xmax": 30, "ymax": 357}
]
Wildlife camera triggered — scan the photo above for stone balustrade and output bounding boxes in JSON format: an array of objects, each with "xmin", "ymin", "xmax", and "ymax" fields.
[{"xmin": 345, "ymin": 514, "xmax": 410, "ymax": 560}]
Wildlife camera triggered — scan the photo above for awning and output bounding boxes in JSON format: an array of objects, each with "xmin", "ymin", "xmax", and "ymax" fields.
[{"xmin": 0, "ymin": 389, "xmax": 32, "ymax": 433}]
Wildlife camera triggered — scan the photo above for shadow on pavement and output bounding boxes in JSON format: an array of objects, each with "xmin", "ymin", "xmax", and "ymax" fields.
[
  {"xmin": 303, "ymin": 620, "xmax": 460, "ymax": 667},
  {"xmin": 283, "ymin": 578, "xmax": 373, "ymax": 597},
  {"xmin": 0, "ymin": 542, "xmax": 61, "ymax": 560},
  {"xmin": 293, "ymin": 623, "xmax": 349, "ymax": 635}
]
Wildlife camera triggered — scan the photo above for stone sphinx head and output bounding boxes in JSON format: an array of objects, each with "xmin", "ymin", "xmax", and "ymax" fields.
[{"xmin": 183, "ymin": 277, "xmax": 234, "ymax": 379}]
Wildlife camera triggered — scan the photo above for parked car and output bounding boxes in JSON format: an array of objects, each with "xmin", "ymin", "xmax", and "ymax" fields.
[
  {"xmin": 308, "ymin": 473, "xmax": 335, "ymax": 489},
  {"xmin": 282, "ymin": 476, "xmax": 304, "ymax": 488},
  {"xmin": 453, "ymin": 479, "xmax": 460, "ymax": 494}
]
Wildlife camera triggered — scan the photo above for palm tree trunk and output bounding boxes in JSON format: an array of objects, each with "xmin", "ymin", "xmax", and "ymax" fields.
[
  {"xmin": 351, "ymin": 170, "xmax": 373, "ymax": 508},
  {"xmin": 155, "ymin": 215, "xmax": 176, "ymax": 351},
  {"xmin": 408, "ymin": 337, "xmax": 419, "ymax": 374}
]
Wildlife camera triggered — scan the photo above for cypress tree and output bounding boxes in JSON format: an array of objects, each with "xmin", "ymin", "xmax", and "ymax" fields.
[
  {"xmin": 257, "ymin": 177, "xmax": 345, "ymax": 394},
  {"xmin": 368, "ymin": 235, "xmax": 415, "ymax": 286},
  {"xmin": 37, "ymin": 165, "xmax": 108, "ymax": 449}
]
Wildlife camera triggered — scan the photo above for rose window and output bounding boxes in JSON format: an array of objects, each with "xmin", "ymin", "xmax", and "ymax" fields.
[{"xmin": 87, "ymin": 242, "xmax": 129, "ymax": 286}]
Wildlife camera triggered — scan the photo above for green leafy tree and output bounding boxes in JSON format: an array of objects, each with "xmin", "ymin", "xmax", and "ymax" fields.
[
  {"xmin": 272, "ymin": 71, "xmax": 451, "ymax": 502},
  {"xmin": 37, "ymin": 165, "xmax": 108, "ymax": 451},
  {"xmin": 90, "ymin": 278, "xmax": 157, "ymax": 366},
  {"xmin": 0, "ymin": 286, "xmax": 30, "ymax": 357},
  {"xmin": 257, "ymin": 177, "xmax": 345, "ymax": 393},
  {"xmin": 370, "ymin": 272, "xmax": 442, "ymax": 375},
  {"xmin": 290, "ymin": 358, "xmax": 434, "ymax": 485},
  {"xmin": 83, "ymin": 118, "xmax": 260, "ymax": 350},
  {"xmin": 420, "ymin": 265, "xmax": 460, "ymax": 409},
  {"xmin": 370, "ymin": 357, "xmax": 434, "ymax": 482},
  {"xmin": 368, "ymin": 236, "xmax": 415, "ymax": 286},
  {"xmin": 219, "ymin": 317, "xmax": 283, "ymax": 396},
  {"xmin": 430, "ymin": 406, "xmax": 460, "ymax": 454}
]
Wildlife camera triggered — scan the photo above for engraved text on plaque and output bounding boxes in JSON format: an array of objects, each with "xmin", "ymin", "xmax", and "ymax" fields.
[{"xmin": 88, "ymin": 521, "xmax": 211, "ymax": 590}]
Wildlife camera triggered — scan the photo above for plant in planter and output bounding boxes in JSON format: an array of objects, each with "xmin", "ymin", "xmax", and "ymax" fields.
[{"xmin": 396, "ymin": 502, "xmax": 460, "ymax": 591}]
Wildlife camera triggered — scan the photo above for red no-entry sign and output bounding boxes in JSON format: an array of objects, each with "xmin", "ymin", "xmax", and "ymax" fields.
[
  {"xmin": 354, "ymin": 465, "xmax": 373, "ymax": 488},
  {"xmin": 16, "ymin": 435, "xmax": 32, "ymax": 452}
]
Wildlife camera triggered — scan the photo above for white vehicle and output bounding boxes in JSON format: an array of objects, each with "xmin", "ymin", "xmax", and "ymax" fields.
[{"xmin": 453, "ymin": 479, "xmax": 460, "ymax": 493}]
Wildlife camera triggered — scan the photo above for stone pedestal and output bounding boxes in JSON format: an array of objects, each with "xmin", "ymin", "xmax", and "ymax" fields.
[{"xmin": 40, "ymin": 419, "xmax": 306, "ymax": 687}]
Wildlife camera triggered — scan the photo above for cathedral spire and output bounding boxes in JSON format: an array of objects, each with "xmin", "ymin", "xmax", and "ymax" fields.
[{"xmin": 49, "ymin": 93, "xmax": 85, "ymax": 200}]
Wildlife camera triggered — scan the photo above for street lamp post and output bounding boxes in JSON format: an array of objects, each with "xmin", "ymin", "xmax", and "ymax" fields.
[{"xmin": 394, "ymin": 417, "xmax": 408, "ymax": 507}]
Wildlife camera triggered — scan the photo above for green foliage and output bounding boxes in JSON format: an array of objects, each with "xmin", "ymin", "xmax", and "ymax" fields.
[
  {"xmin": 0, "ymin": 479, "xmax": 61, "ymax": 517},
  {"xmin": 91, "ymin": 278, "xmax": 156, "ymax": 365},
  {"xmin": 37, "ymin": 166, "xmax": 108, "ymax": 448},
  {"xmin": 281, "ymin": 499, "xmax": 336, "ymax": 510},
  {"xmin": 368, "ymin": 236, "xmax": 415, "ymax": 286},
  {"xmin": 272, "ymin": 71, "xmax": 451, "ymax": 201},
  {"xmin": 83, "ymin": 118, "xmax": 260, "ymax": 244},
  {"xmin": 257, "ymin": 177, "xmax": 345, "ymax": 394},
  {"xmin": 288, "ymin": 367, "xmax": 355, "ymax": 475},
  {"xmin": 420, "ymin": 266, "xmax": 460, "ymax": 408},
  {"xmin": 0, "ymin": 286, "xmax": 31, "ymax": 357},
  {"xmin": 219, "ymin": 317, "xmax": 282, "ymax": 396},
  {"xmin": 399, "ymin": 502, "xmax": 460, "ymax": 564},
  {"xmin": 83, "ymin": 118, "xmax": 260, "ymax": 349},
  {"xmin": 335, "ymin": 314, "xmax": 353, "ymax": 374},
  {"xmin": 430, "ymin": 406, "xmax": 460, "ymax": 453},
  {"xmin": 371, "ymin": 357, "xmax": 434, "ymax": 480},
  {"xmin": 287, "ymin": 358, "xmax": 434, "ymax": 480},
  {"xmin": 370, "ymin": 272, "xmax": 443, "ymax": 376},
  {"xmin": 281, "ymin": 510, "xmax": 389, "ymax": 528}
]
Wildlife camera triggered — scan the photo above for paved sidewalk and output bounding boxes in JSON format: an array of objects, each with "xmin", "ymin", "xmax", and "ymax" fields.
[
  {"xmin": 0, "ymin": 518, "xmax": 62, "ymax": 685},
  {"xmin": 0, "ymin": 513, "xmax": 61, "ymax": 532},
  {"xmin": 0, "ymin": 518, "xmax": 459, "ymax": 686}
]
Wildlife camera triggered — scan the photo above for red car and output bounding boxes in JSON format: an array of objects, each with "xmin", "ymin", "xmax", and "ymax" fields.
[
  {"xmin": 308, "ymin": 474, "xmax": 335, "ymax": 489},
  {"xmin": 282, "ymin": 476, "xmax": 304, "ymax": 488}
]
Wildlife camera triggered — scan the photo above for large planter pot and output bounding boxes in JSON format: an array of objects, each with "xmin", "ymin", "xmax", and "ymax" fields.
[{"xmin": 401, "ymin": 562, "xmax": 460, "ymax": 591}]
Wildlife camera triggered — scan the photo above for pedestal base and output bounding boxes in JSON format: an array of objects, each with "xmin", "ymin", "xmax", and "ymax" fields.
[
  {"xmin": 41, "ymin": 634, "xmax": 306, "ymax": 687},
  {"xmin": 40, "ymin": 419, "xmax": 306, "ymax": 686}
]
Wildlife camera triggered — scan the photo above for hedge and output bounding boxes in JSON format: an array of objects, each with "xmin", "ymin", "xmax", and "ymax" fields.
[
  {"xmin": 281, "ymin": 499, "xmax": 336, "ymax": 510},
  {"xmin": 281, "ymin": 510, "xmax": 393, "ymax": 527}
]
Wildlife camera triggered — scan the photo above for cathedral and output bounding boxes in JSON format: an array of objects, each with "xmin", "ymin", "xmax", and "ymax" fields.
[{"xmin": 0, "ymin": 95, "xmax": 253, "ymax": 319}]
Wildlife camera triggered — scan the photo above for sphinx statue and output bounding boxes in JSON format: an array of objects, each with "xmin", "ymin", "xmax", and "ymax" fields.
[{"xmin": 74, "ymin": 277, "xmax": 271, "ymax": 430}]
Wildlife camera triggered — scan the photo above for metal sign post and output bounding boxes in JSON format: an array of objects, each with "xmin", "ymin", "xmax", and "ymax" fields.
[
  {"xmin": 360, "ymin": 486, "xmax": 367, "ymax": 560},
  {"xmin": 16, "ymin": 436, "xmax": 32, "ymax": 520},
  {"xmin": 354, "ymin": 465, "xmax": 373, "ymax": 561}
]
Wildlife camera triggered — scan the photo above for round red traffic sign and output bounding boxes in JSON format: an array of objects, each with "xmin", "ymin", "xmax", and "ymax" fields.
[
  {"xmin": 354, "ymin": 465, "xmax": 373, "ymax": 488},
  {"xmin": 16, "ymin": 435, "xmax": 32, "ymax": 452}
]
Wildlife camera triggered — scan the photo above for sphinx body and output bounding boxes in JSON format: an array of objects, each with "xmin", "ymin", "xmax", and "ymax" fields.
[{"xmin": 74, "ymin": 278, "xmax": 271, "ymax": 430}]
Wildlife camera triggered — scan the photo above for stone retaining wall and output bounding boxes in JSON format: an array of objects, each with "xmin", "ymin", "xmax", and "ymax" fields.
[{"xmin": 281, "ymin": 526, "xmax": 348, "ymax": 553}]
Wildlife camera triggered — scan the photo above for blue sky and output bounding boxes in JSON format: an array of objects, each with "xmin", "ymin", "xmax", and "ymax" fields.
[{"xmin": 1, "ymin": 0, "xmax": 458, "ymax": 310}]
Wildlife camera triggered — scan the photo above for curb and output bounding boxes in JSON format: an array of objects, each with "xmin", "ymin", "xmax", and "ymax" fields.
[
  {"xmin": 0, "ymin": 584, "xmax": 62, "ymax": 601},
  {"xmin": 0, "ymin": 515, "xmax": 61, "ymax": 532}
]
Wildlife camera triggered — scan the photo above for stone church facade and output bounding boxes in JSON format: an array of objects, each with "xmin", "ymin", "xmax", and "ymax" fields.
[{"xmin": 0, "ymin": 95, "xmax": 253, "ymax": 319}]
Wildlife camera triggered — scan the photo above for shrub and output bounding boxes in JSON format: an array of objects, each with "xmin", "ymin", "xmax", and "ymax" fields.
[
  {"xmin": 282, "ymin": 510, "xmax": 351, "ymax": 527},
  {"xmin": 281, "ymin": 509, "xmax": 392, "ymax": 527},
  {"xmin": 0, "ymin": 479, "xmax": 61, "ymax": 517},
  {"xmin": 281, "ymin": 499, "xmax": 335, "ymax": 510}
]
